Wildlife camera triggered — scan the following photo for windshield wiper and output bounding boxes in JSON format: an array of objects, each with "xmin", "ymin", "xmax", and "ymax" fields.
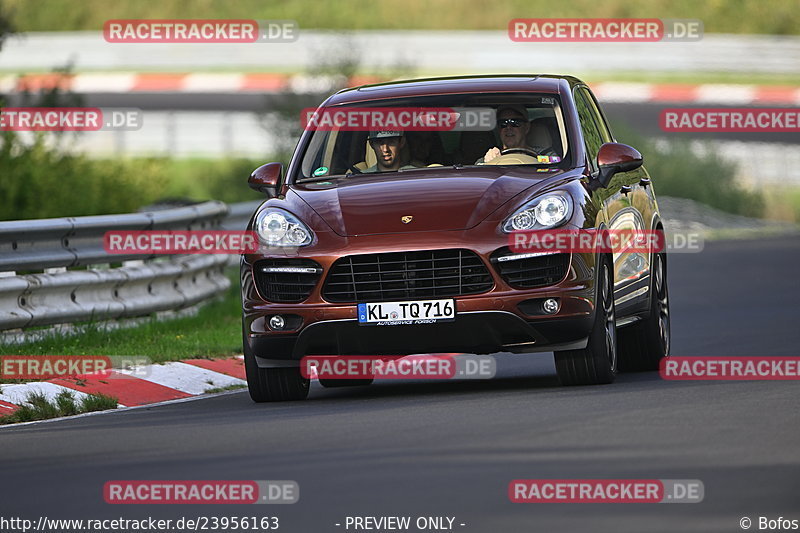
[{"xmin": 297, "ymin": 175, "xmax": 347, "ymax": 184}]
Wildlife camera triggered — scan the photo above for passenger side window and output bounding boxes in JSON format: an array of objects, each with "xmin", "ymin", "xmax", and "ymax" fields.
[
  {"xmin": 574, "ymin": 89, "xmax": 605, "ymax": 172},
  {"xmin": 579, "ymin": 87, "xmax": 613, "ymax": 143}
]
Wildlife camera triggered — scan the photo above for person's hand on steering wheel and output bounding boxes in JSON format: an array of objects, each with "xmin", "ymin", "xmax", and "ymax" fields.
[
  {"xmin": 483, "ymin": 147, "xmax": 501, "ymax": 163},
  {"xmin": 484, "ymin": 146, "xmax": 541, "ymax": 163}
]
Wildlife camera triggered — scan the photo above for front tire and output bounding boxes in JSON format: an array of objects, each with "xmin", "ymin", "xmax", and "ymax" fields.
[
  {"xmin": 554, "ymin": 257, "xmax": 617, "ymax": 386},
  {"xmin": 319, "ymin": 378, "xmax": 374, "ymax": 388},
  {"xmin": 243, "ymin": 336, "xmax": 309, "ymax": 402},
  {"xmin": 618, "ymin": 251, "xmax": 670, "ymax": 371}
]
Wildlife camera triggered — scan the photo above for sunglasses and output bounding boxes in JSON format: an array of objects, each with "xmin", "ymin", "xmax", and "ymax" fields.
[{"xmin": 499, "ymin": 118, "xmax": 525, "ymax": 128}]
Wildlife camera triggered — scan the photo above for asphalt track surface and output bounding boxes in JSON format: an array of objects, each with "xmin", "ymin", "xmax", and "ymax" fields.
[{"xmin": 1, "ymin": 236, "xmax": 799, "ymax": 533}]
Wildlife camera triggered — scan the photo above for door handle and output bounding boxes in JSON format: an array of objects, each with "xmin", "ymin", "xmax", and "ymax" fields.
[
  {"xmin": 620, "ymin": 185, "xmax": 633, "ymax": 196},
  {"xmin": 639, "ymin": 178, "xmax": 651, "ymax": 187}
]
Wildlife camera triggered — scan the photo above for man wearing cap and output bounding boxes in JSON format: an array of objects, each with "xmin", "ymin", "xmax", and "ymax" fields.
[
  {"xmin": 363, "ymin": 130, "xmax": 416, "ymax": 173},
  {"xmin": 481, "ymin": 105, "xmax": 540, "ymax": 164}
]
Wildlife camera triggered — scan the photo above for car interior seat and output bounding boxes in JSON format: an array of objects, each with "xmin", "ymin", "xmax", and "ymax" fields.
[{"xmin": 527, "ymin": 118, "xmax": 562, "ymax": 155}]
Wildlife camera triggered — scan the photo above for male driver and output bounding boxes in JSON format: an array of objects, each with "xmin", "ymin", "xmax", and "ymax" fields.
[
  {"xmin": 482, "ymin": 105, "xmax": 538, "ymax": 163},
  {"xmin": 363, "ymin": 130, "xmax": 416, "ymax": 173}
]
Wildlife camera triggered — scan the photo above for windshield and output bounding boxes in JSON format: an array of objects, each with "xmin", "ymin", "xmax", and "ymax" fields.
[{"xmin": 298, "ymin": 92, "xmax": 569, "ymax": 181}]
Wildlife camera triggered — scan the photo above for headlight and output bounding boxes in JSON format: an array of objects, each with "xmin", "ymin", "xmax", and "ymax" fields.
[
  {"xmin": 502, "ymin": 194, "xmax": 572, "ymax": 232},
  {"xmin": 254, "ymin": 208, "xmax": 313, "ymax": 246}
]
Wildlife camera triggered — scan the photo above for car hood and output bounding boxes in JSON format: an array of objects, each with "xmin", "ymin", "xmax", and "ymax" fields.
[{"xmin": 292, "ymin": 168, "xmax": 568, "ymax": 236}]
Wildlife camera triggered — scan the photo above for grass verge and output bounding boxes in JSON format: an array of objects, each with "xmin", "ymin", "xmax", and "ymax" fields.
[
  {"xmin": 0, "ymin": 390, "xmax": 118, "ymax": 425},
  {"xmin": 0, "ymin": 132, "xmax": 264, "ymax": 221},
  {"xmin": 762, "ymin": 186, "xmax": 800, "ymax": 223},
  {"xmin": 581, "ymin": 71, "xmax": 800, "ymax": 88},
  {"xmin": 609, "ymin": 120, "xmax": 765, "ymax": 218}
]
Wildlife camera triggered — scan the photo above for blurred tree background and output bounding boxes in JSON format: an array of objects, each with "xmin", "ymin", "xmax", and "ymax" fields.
[{"xmin": 4, "ymin": 0, "xmax": 798, "ymax": 35}]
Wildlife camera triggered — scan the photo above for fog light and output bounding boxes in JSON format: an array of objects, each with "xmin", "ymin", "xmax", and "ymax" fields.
[
  {"xmin": 268, "ymin": 315, "xmax": 286, "ymax": 330},
  {"xmin": 542, "ymin": 298, "xmax": 559, "ymax": 314}
]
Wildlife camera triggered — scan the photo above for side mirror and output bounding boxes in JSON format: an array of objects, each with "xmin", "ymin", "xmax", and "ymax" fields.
[
  {"xmin": 248, "ymin": 162, "xmax": 283, "ymax": 198},
  {"xmin": 595, "ymin": 143, "xmax": 643, "ymax": 188}
]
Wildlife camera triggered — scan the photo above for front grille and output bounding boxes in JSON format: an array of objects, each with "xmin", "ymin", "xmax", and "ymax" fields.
[
  {"xmin": 322, "ymin": 249, "xmax": 493, "ymax": 303},
  {"xmin": 253, "ymin": 259, "xmax": 322, "ymax": 303},
  {"xmin": 492, "ymin": 249, "xmax": 570, "ymax": 289}
]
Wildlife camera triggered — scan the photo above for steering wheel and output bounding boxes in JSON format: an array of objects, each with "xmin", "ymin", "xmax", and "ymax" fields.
[
  {"xmin": 501, "ymin": 148, "xmax": 539, "ymax": 157},
  {"xmin": 485, "ymin": 148, "xmax": 539, "ymax": 166}
]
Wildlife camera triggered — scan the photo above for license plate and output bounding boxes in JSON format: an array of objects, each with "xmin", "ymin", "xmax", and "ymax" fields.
[{"xmin": 357, "ymin": 299, "xmax": 456, "ymax": 325}]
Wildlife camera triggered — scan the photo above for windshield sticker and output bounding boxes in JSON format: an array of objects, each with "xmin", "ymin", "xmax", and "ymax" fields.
[
  {"xmin": 537, "ymin": 155, "xmax": 550, "ymax": 163},
  {"xmin": 313, "ymin": 166, "xmax": 329, "ymax": 177},
  {"xmin": 551, "ymin": 155, "xmax": 562, "ymax": 162}
]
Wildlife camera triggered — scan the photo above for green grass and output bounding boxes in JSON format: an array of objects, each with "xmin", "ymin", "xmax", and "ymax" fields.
[
  {"xmin": 762, "ymin": 186, "xmax": 800, "ymax": 223},
  {"xmin": 0, "ymin": 389, "xmax": 118, "ymax": 424},
  {"xmin": 159, "ymin": 157, "xmax": 265, "ymax": 205},
  {"xmin": 0, "ymin": 137, "xmax": 264, "ymax": 220},
  {"xmin": 0, "ymin": 272, "xmax": 243, "ymax": 371},
  {"xmin": 4, "ymin": 0, "xmax": 799, "ymax": 34},
  {"xmin": 609, "ymin": 120, "xmax": 765, "ymax": 218},
  {"xmin": 397, "ymin": 70, "xmax": 800, "ymax": 88}
]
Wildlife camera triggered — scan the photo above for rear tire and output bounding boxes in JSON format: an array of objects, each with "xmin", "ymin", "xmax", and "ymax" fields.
[
  {"xmin": 243, "ymin": 336, "xmax": 309, "ymax": 402},
  {"xmin": 554, "ymin": 257, "xmax": 617, "ymax": 386},
  {"xmin": 618, "ymin": 251, "xmax": 670, "ymax": 372}
]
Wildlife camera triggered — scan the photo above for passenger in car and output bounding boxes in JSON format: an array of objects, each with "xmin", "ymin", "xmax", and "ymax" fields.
[{"xmin": 362, "ymin": 130, "xmax": 417, "ymax": 173}]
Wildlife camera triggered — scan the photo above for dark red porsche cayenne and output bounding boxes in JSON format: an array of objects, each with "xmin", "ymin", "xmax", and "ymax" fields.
[{"xmin": 241, "ymin": 75, "xmax": 670, "ymax": 401}]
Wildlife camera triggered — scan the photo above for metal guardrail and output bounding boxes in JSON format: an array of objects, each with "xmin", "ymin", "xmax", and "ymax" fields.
[
  {"xmin": 0, "ymin": 199, "xmax": 262, "ymax": 338},
  {"xmin": 219, "ymin": 200, "xmax": 261, "ymax": 231}
]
